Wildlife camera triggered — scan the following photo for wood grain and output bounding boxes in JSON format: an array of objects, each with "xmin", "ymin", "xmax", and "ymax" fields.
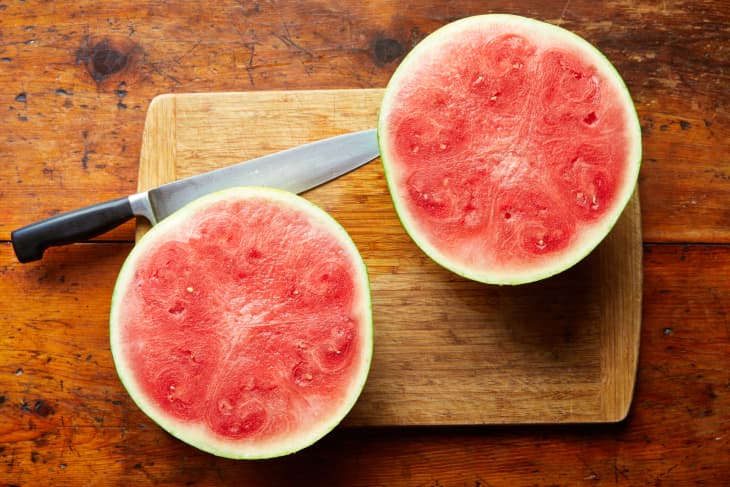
[
  {"xmin": 1, "ymin": 0, "xmax": 728, "ymax": 484},
  {"xmin": 0, "ymin": 0, "xmax": 728, "ymax": 245},
  {"xmin": 135, "ymin": 90, "xmax": 642, "ymax": 425},
  {"xmin": 0, "ymin": 242, "xmax": 725, "ymax": 485}
]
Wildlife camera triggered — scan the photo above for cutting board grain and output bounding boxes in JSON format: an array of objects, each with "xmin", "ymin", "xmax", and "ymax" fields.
[{"xmin": 136, "ymin": 89, "xmax": 642, "ymax": 425}]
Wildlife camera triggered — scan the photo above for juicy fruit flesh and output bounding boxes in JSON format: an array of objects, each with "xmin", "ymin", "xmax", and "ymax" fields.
[
  {"xmin": 383, "ymin": 25, "xmax": 634, "ymax": 275},
  {"xmin": 115, "ymin": 196, "xmax": 366, "ymax": 446}
]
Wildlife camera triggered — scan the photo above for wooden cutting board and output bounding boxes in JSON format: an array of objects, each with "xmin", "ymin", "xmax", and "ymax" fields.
[{"xmin": 137, "ymin": 89, "xmax": 642, "ymax": 425}]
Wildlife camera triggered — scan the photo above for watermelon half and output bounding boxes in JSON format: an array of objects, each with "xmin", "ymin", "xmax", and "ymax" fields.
[
  {"xmin": 378, "ymin": 14, "xmax": 642, "ymax": 284},
  {"xmin": 110, "ymin": 187, "xmax": 372, "ymax": 459}
]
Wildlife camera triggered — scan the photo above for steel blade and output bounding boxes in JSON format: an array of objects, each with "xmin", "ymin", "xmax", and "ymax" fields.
[{"xmin": 145, "ymin": 128, "xmax": 378, "ymax": 222}]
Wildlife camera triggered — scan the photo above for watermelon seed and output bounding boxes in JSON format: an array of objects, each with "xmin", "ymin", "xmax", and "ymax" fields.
[
  {"xmin": 583, "ymin": 112, "xmax": 597, "ymax": 125},
  {"xmin": 293, "ymin": 363, "xmax": 315, "ymax": 385},
  {"xmin": 186, "ymin": 286, "xmax": 194, "ymax": 293},
  {"xmin": 591, "ymin": 194, "xmax": 599, "ymax": 210}
]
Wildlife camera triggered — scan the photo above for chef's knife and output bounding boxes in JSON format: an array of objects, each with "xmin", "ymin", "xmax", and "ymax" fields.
[{"xmin": 11, "ymin": 128, "xmax": 379, "ymax": 263}]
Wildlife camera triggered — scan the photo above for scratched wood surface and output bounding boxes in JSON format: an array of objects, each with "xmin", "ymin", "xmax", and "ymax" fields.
[
  {"xmin": 1, "ymin": 0, "xmax": 729, "ymax": 485},
  {"xmin": 136, "ymin": 89, "xmax": 642, "ymax": 426}
]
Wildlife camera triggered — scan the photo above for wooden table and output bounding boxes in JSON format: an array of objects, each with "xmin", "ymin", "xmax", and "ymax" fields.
[{"xmin": 1, "ymin": 1, "xmax": 728, "ymax": 484}]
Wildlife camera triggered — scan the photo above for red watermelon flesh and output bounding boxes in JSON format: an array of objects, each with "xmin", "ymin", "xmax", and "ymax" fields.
[
  {"xmin": 110, "ymin": 187, "xmax": 372, "ymax": 459},
  {"xmin": 379, "ymin": 15, "xmax": 642, "ymax": 284}
]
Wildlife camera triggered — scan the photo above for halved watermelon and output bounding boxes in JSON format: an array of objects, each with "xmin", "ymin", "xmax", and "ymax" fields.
[
  {"xmin": 378, "ymin": 14, "xmax": 642, "ymax": 284},
  {"xmin": 110, "ymin": 187, "xmax": 372, "ymax": 459}
]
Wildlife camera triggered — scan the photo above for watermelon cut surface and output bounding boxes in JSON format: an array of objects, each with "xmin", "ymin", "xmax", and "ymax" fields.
[
  {"xmin": 378, "ymin": 14, "xmax": 642, "ymax": 284},
  {"xmin": 110, "ymin": 187, "xmax": 372, "ymax": 459}
]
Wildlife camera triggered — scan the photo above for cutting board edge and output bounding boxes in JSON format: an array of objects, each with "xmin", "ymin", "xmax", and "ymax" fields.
[{"xmin": 599, "ymin": 189, "xmax": 643, "ymax": 423}]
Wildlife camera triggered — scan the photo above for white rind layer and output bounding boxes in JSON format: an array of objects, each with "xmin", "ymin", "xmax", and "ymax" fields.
[
  {"xmin": 378, "ymin": 14, "xmax": 642, "ymax": 285},
  {"xmin": 110, "ymin": 186, "xmax": 373, "ymax": 459}
]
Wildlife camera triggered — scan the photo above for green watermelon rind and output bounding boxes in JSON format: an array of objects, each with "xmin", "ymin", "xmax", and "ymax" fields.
[
  {"xmin": 110, "ymin": 186, "xmax": 373, "ymax": 459},
  {"xmin": 378, "ymin": 14, "xmax": 642, "ymax": 285}
]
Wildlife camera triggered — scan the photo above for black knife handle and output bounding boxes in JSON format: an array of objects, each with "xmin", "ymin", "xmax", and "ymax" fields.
[{"xmin": 11, "ymin": 197, "xmax": 134, "ymax": 263}]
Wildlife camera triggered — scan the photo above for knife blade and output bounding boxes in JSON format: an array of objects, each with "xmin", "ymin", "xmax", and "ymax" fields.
[{"xmin": 11, "ymin": 128, "xmax": 379, "ymax": 263}]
